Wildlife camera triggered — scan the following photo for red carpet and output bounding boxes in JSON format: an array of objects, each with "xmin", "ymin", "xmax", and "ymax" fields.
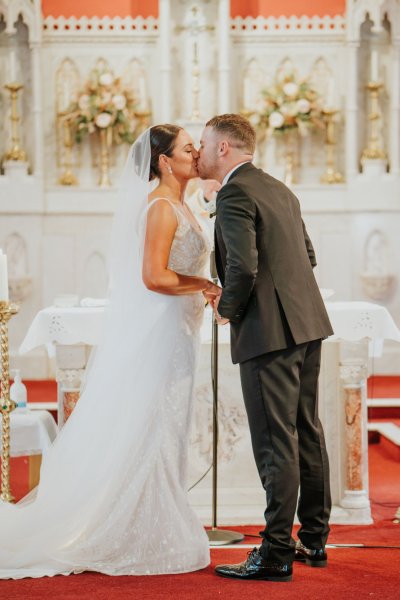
[{"xmin": 1, "ymin": 382, "xmax": 399, "ymax": 598}]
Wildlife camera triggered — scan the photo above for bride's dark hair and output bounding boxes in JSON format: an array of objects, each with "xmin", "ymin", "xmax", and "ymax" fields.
[{"xmin": 149, "ymin": 124, "xmax": 182, "ymax": 181}]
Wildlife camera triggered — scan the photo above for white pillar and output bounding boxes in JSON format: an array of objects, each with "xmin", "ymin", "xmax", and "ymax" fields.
[
  {"xmin": 159, "ymin": 0, "xmax": 172, "ymax": 122},
  {"xmin": 390, "ymin": 38, "xmax": 400, "ymax": 176},
  {"xmin": 217, "ymin": 0, "xmax": 230, "ymax": 114},
  {"xmin": 339, "ymin": 340, "xmax": 372, "ymax": 523},
  {"xmin": 30, "ymin": 41, "xmax": 43, "ymax": 179},
  {"xmin": 345, "ymin": 41, "xmax": 360, "ymax": 180}
]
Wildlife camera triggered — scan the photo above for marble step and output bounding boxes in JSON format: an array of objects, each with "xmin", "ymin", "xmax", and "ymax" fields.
[
  {"xmin": 367, "ymin": 398, "xmax": 400, "ymax": 407},
  {"xmin": 27, "ymin": 401, "xmax": 58, "ymax": 411},
  {"xmin": 368, "ymin": 421, "xmax": 400, "ymax": 461}
]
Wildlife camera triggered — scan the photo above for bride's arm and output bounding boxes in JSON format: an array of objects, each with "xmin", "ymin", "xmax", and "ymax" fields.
[{"xmin": 142, "ymin": 200, "xmax": 220, "ymax": 297}]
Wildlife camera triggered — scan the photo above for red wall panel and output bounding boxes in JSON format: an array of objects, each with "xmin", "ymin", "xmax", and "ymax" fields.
[
  {"xmin": 231, "ymin": 0, "xmax": 346, "ymax": 17},
  {"xmin": 42, "ymin": 1, "xmax": 158, "ymax": 18}
]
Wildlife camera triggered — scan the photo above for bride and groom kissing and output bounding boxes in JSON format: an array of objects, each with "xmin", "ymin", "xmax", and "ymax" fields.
[{"xmin": 0, "ymin": 114, "xmax": 333, "ymax": 582}]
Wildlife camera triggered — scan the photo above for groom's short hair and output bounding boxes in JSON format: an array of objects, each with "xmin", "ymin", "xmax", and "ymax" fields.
[{"xmin": 206, "ymin": 114, "xmax": 256, "ymax": 154}]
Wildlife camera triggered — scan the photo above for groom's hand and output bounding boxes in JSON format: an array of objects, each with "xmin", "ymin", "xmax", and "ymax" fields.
[
  {"xmin": 202, "ymin": 281, "xmax": 222, "ymax": 303},
  {"xmin": 212, "ymin": 295, "xmax": 230, "ymax": 326}
]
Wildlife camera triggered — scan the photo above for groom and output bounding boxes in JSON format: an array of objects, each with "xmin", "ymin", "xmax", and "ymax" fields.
[{"xmin": 197, "ymin": 114, "xmax": 333, "ymax": 582}]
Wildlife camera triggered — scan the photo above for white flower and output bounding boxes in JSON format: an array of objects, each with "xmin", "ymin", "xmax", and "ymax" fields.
[
  {"xmin": 99, "ymin": 72, "xmax": 114, "ymax": 86},
  {"xmin": 95, "ymin": 112, "xmax": 112, "ymax": 128},
  {"xmin": 78, "ymin": 94, "xmax": 90, "ymax": 110},
  {"xmin": 101, "ymin": 92, "xmax": 112, "ymax": 104},
  {"xmin": 269, "ymin": 111, "xmax": 285, "ymax": 129},
  {"xmin": 283, "ymin": 82, "xmax": 298, "ymax": 97},
  {"xmin": 296, "ymin": 99, "xmax": 311, "ymax": 114},
  {"xmin": 112, "ymin": 94, "xmax": 126, "ymax": 110}
]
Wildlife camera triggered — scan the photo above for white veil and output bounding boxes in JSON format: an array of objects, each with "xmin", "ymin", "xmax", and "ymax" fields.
[{"xmin": 0, "ymin": 129, "xmax": 191, "ymax": 578}]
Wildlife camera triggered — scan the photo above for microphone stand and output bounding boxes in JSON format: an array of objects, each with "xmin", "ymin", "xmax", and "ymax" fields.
[{"xmin": 207, "ymin": 250, "xmax": 244, "ymax": 546}]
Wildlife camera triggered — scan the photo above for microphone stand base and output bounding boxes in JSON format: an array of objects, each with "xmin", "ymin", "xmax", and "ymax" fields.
[{"xmin": 207, "ymin": 528, "xmax": 244, "ymax": 546}]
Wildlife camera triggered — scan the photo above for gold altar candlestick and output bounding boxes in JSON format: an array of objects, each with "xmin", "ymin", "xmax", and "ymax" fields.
[
  {"xmin": 58, "ymin": 113, "xmax": 78, "ymax": 186},
  {"xmin": 0, "ymin": 301, "xmax": 19, "ymax": 503},
  {"xmin": 320, "ymin": 109, "xmax": 344, "ymax": 184},
  {"xmin": 3, "ymin": 83, "xmax": 27, "ymax": 163},
  {"xmin": 362, "ymin": 82, "xmax": 386, "ymax": 161},
  {"xmin": 134, "ymin": 110, "xmax": 152, "ymax": 136},
  {"xmin": 98, "ymin": 127, "xmax": 111, "ymax": 188}
]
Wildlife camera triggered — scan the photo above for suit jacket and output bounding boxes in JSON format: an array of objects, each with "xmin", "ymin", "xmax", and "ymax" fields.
[{"xmin": 214, "ymin": 162, "xmax": 334, "ymax": 364}]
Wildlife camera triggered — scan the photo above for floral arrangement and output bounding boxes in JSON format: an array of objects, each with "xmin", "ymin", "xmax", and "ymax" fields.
[
  {"xmin": 67, "ymin": 67, "xmax": 138, "ymax": 144},
  {"xmin": 256, "ymin": 76, "xmax": 325, "ymax": 136}
]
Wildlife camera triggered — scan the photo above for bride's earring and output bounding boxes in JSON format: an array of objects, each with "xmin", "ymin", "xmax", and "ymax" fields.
[{"xmin": 167, "ymin": 165, "xmax": 173, "ymax": 174}]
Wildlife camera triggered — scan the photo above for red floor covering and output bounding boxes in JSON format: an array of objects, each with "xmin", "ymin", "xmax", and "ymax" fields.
[{"xmin": 1, "ymin": 445, "xmax": 399, "ymax": 598}]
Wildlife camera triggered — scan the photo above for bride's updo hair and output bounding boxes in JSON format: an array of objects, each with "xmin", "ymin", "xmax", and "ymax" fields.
[{"xmin": 149, "ymin": 124, "xmax": 182, "ymax": 181}]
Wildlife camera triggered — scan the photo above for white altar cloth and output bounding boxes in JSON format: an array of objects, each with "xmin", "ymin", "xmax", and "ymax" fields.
[
  {"xmin": 19, "ymin": 301, "xmax": 400, "ymax": 355},
  {"xmin": 0, "ymin": 410, "xmax": 58, "ymax": 457},
  {"xmin": 19, "ymin": 307, "xmax": 105, "ymax": 355}
]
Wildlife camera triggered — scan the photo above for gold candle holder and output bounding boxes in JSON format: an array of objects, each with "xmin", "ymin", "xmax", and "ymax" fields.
[
  {"xmin": 3, "ymin": 83, "xmax": 27, "ymax": 163},
  {"xmin": 362, "ymin": 82, "xmax": 386, "ymax": 161},
  {"xmin": 58, "ymin": 113, "xmax": 78, "ymax": 186},
  {"xmin": 98, "ymin": 127, "xmax": 111, "ymax": 188},
  {"xmin": 134, "ymin": 110, "xmax": 152, "ymax": 136},
  {"xmin": 283, "ymin": 129, "xmax": 298, "ymax": 186},
  {"xmin": 0, "ymin": 301, "xmax": 19, "ymax": 503},
  {"xmin": 321, "ymin": 109, "xmax": 344, "ymax": 184}
]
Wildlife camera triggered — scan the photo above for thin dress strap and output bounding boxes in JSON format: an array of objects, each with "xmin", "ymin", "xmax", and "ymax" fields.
[{"xmin": 146, "ymin": 197, "xmax": 180, "ymax": 224}]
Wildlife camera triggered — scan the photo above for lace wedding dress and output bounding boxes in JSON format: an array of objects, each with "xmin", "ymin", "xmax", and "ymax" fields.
[{"xmin": 0, "ymin": 196, "xmax": 211, "ymax": 579}]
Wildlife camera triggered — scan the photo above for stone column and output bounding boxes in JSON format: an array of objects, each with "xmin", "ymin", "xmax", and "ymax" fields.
[
  {"xmin": 339, "ymin": 340, "xmax": 372, "ymax": 523},
  {"xmin": 55, "ymin": 344, "xmax": 89, "ymax": 428},
  {"xmin": 159, "ymin": 0, "xmax": 172, "ymax": 122},
  {"xmin": 345, "ymin": 41, "xmax": 360, "ymax": 180},
  {"xmin": 217, "ymin": 0, "xmax": 230, "ymax": 113}
]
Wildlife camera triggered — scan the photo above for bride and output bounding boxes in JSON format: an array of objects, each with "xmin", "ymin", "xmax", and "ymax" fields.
[{"xmin": 0, "ymin": 125, "xmax": 221, "ymax": 579}]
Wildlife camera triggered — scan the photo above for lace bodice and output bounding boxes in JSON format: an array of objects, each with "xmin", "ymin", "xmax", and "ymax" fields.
[
  {"xmin": 146, "ymin": 197, "xmax": 211, "ymax": 278},
  {"xmin": 148, "ymin": 198, "xmax": 212, "ymax": 335}
]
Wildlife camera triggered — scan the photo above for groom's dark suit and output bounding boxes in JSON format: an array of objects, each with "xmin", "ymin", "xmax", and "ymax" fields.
[{"xmin": 214, "ymin": 162, "xmax": 333, "ymax": 565}]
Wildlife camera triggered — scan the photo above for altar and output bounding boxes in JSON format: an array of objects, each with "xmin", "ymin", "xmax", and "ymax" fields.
[{"xmin": 19, "ymin": 300, "xmax": 400, "ymax": 525}]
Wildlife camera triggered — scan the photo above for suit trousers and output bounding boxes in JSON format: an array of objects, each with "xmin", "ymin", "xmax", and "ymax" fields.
[{"xmin": 239, "ymin": 339, "xmax": 331, "ymax": 564}]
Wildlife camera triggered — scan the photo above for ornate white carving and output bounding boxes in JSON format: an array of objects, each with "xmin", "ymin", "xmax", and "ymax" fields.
[
  {"xmin": 347, "ymin": 0, "xmax": 400, "ymax": 41},
  {"xmin": 4, "ymin": 232, "xmax": 32, "ymax": 302},
  {"xmin": 0, "ymin": 0, "xmax": 41, "ymax": 44},
  {"xmin": 231, "ymin": 15, "xmax": 346, "ymax": 36},
  {"xmin": 43, "ymin": 16, "xmax": 159, "ymax": 39},
  {"xmin": 361, "ymin": 230, "xmax": 396, "ymax": 300}
]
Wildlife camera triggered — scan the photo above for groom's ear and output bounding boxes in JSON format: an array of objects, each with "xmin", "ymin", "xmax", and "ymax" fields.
[{"xmin": 218, "ymin": 140, "xmax": 230, "ymax": 157}]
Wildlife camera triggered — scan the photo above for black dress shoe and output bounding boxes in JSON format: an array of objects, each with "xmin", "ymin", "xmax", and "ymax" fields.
[
  {"xmin": 215, "ymin": 547, "xmax": 292, "ymax": 582},
  {"xmin": 294, "ymin": 540, "xmax": 327, "ymax": 567}
]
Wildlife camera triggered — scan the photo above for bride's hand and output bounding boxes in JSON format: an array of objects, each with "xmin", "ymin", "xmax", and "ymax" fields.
[
  {"xmin": 212, "ymin": 295, "xmax": 230, "ymax": 325},
  {"xmin": 202, "ymin": 280, "xmax": 222, "ymax": 303}
]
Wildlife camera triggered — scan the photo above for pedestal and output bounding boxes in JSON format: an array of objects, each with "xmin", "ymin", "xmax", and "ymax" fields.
[
  {"xmin": 361, "ymin": 158, "xmax": 387, "ymax": 177},
  {"xmin": 55, "ymin": 344, "xmax": 89, "ymax": 427},
  {"xmin": 3, "ymin": 161, "xmax": 30, "ymax": 178}
]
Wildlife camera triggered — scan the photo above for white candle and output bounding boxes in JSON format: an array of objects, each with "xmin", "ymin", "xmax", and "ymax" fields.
[
  {"xmin": 326, "ymin": 76, "xmax": 336, "ymax": 109},
  {"xmin": 137, "ymin": 76, "xmax": 148, "ymax": 111},
  {"xmin": 370, "ymin": 49, "xmax": 379, "ymax": 82},
  {"xmin": 9, "ymin": 49, "xmax": 17, "ymax": 82},
  {"xmin": 243, "ymin": 78, "xmax": 252, "ymax": 110},
  {"xmin": 0, "ymin": 249, "xmax": 9, "ymax": 302}
]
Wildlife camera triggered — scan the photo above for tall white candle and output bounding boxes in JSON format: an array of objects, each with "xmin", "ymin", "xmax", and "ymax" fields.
[
  {"xmin": 0, "ymin": 249, "xmax": 9, "ymax": 302},
  {"xmin": 326, "ymin": 76, "xmax": 336, "ymax": 109},
  {"xmin": 243, "ymin": 78, "xmax": 252, "ymax": 110},
  {"xmin": 9, "ymin": 49, "xmax": 17, "ymax": 82},
  {"xmin": 370, "ymin": 50, "xmax": 379, "ymax": 82}
]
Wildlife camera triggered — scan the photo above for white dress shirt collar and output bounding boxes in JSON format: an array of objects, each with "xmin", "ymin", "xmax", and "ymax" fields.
[{"xmin": 221, "ymin": 161, "xmax": 251, "ymax": 187}]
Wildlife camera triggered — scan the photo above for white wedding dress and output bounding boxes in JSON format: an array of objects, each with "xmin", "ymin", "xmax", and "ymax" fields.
[{"xmin": 0, "ymin": 189, "xmax": 211, "ymax": 578}]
